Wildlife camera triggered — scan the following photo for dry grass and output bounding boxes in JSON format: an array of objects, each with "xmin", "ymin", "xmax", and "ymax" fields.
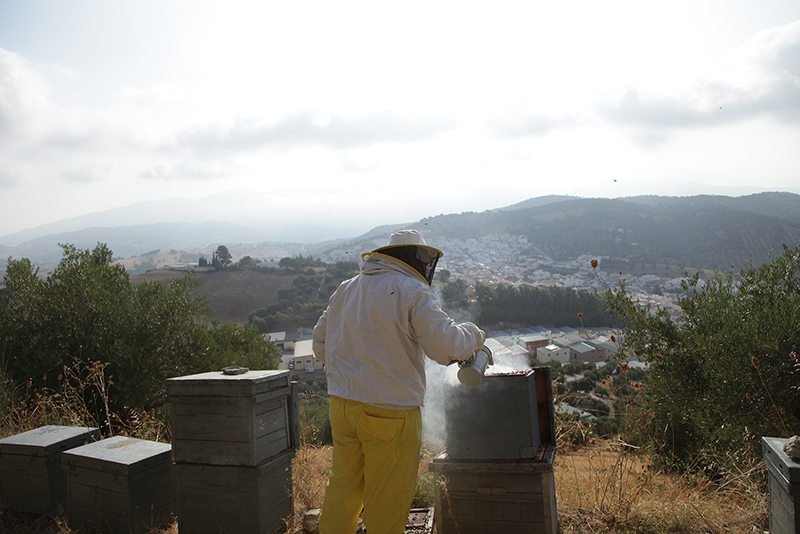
[
  {"xmin": 131, "ymin": 269, "xmax": 296, "ymax": 326},
  {"xmin": 286, "ymin": 444, "xmax": 333, "ymax": 530},
  {"xmin": 555, "ymin": 441, "xmax": 769, "ymax": 534}
]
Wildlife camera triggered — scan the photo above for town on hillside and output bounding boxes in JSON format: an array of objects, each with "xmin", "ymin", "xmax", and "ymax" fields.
[{"xmin": 318, "ymin": 232, "xmax": 684, "ymax": 319}]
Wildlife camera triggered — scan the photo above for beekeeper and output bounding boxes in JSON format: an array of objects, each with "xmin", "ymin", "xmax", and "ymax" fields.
[{"xmin": 312, "ymin": 229, "xmax": 485, "ymax": 534}]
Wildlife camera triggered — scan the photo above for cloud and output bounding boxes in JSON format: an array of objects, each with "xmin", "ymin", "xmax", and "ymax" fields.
[
  {"xmin": 340, "ymin": 154, "xmax": 378, "ymax": 173},
  {"xmin": 0, "ymin": 48, "xmax": 53, "ymax": 142},
  {"xmin": 138, "ymin": 160, "xmax": 239, "ymax": 181},
  {"xmin": 742, "ymin": 19, "xmax": 800, "ymax": 77},
  {"xmin": 485, "ymin": 112, "xmax": 561, "ymax": 139},
  {"xmin": 0, "ymin": 169, "xmax": 20, "ymax": 188},
  {"xmin": 174, "ymin": 110, "xmax": 456, "ymax": 154},
  {"xmin": 60, "ymin": 161, "xmax": 117, "ymax": 183},
  {"xmin": 594, "ymin": 20, "xmax": 800, "ymax": 142},
  {"xmin": 116, "ymin": 83, "xmax": 189, "ymax": 105}
]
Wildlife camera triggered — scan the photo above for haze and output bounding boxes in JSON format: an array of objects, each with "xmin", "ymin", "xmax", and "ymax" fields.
[{"xmin": 2, "ymin": 1, "xmax": 800, "ymax": 241}]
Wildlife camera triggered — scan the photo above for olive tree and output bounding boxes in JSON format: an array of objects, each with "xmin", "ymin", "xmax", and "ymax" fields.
[{"xmin": 605, "ymin": 245, "xmax": 800, "ymax": 472}]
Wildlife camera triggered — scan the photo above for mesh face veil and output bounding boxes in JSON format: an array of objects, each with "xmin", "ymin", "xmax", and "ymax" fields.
[{"xmin": 417, "ymin": 247, "xmax": 440, "ymax": 285}]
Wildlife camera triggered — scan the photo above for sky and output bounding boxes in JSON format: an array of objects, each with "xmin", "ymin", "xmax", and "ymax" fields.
[{"xmin": 2, "ymin": 0, "xmax": 800, "ymax": 240}]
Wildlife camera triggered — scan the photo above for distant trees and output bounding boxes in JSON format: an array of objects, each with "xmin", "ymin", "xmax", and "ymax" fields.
[
  {"xmin": 212, "ymin": 245, "xmax": 232, "ymax": 271},
  {"xmin": 238, "ymin": 255, "xmax": 258, "ymax": 269},
  {"xmin": 474, "ymin": 283, "xmax": 613, "ymax": 328},
  {"xmin": 440, "ymin": 279, "xmax": 468, "ymax": 308},
  {"xmin": 278, "ymin": 255, "xmax": 326, "ymax": 272}
]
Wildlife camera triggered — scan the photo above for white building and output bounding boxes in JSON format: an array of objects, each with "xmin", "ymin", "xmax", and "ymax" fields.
[
  {"xmin": 537, "ymin": 344, "xmax": 571, "ymax": 365},
  {"xmin": 293, "ymin": 339, "xmax": 324, "ymax": 373}
]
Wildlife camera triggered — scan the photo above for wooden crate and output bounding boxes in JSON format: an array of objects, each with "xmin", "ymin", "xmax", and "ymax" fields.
[
  {"xmin": 763, "ymin": 437, "xmax": 800, "ymax": 534},
  {"xmin": 0, "ymin": 425, "xmax": 100, "ymax": 514},
  {"xmin": 173, "ymin": 450, "xmax": 294, "ymax": 534},
  {"xmin": 62, "ymin": 436, "xmax": 173, "ymax": 534},
  {"xmin": 445, "ymin": 367, "xmax": 555, "ymax": 460},
  {"xmin": 166, "ymin": 370, "xmax": 299, "ymax": 466},
  {"xmin": 428, "ymin": 446, "xmax": 558, "ymax": 534}
]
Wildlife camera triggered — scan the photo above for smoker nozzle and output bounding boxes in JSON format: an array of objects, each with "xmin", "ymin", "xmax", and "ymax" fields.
[{"xmin": 457, "ymin": 346, "xmax": 493, "ymax": 388}]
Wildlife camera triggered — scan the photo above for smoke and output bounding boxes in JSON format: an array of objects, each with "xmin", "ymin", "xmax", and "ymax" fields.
[
  {"xmin": 486, "ymin": 344, "xmax": 531, "ymax": 375},
  {"xmin": 421, "ymin": 359, "xmax": 460, "ymax": 449}
]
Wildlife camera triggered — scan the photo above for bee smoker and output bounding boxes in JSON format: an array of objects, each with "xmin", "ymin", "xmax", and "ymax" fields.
[{"xmin": 457, "ymin": 346, "xmax": 493, "ymax": 388}]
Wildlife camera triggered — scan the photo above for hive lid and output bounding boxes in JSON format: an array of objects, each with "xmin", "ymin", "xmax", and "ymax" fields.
[
  {"xmin": 166, "ymin": 369, "xmax": 290, "ymax": 398},
  {"xmin": 763, "ymin": 436, "xmax": 800, "ymax": 485},
  {"xmin": 62, "ymin": 436, "xmax": 171, "ymax": 476},
  {"xmin": 0, "ymin": 425, "xmax": 100, "ymax": 459}
]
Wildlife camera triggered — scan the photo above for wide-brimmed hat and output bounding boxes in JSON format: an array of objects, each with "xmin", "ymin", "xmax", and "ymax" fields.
[{"xmin": 370, "ymin": 229, "xmax": 443, "ymax": 261}]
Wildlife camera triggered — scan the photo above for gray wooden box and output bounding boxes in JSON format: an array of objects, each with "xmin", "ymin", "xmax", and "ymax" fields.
[
  {"xmin": 166, "ymin": 370, "xmax": 299, "ymax": 466},
  {"xmin": 173, "ymin": 450, "xmax": 293, "ymax": 534},
  {"xmin": 0, "ymin": 425, "xmax": 100, "ymax": 514},
  {"xmin": 763, "ymin": 436, "xmax": 800, "ymax": 534},
  {"xmin": 445, "ymin": 367, "xmax": 556, "ymax": 460},
  {"xmin": 62, "ymin": 436, "xmax": 173, "ymax": 534},
  {"xmin": 428, "ymin": 446, "xmax": 558, "ymax": 534}
]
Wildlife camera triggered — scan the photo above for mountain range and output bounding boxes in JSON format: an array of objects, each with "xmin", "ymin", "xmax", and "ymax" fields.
[{"xmin": 2, "ymin": 191, "xmax": 799, "ymax": 274}]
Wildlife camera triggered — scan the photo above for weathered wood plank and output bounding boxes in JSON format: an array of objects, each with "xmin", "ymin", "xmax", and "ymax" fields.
[
  {"xmin": 63, "ymin": 436, "xmax": 174, "ymax": 534},
  {"xmin": 763, "ymin": 437, "xmax": 800, "ymax": 534},
  {"xmin": 174, "ymin": 452, "xmax": 293, "ymax": 534},
  {"xmin": 166, "ymin": 370, "xmax": 290, "ymax": 398},
  {"xmin": 169, "ymin": 372, "xmax": 294, "ymax": 466},
  {"xmin": 429, "ymin": 452, "xmax": 558, "ymax": 534},
  {"xmin": 0, "ymin": 425, "xmax": 99, "ymax": 514}
]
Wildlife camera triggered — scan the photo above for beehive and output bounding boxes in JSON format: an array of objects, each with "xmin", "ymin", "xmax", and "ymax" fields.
[
  {"xmin": 428, "ymin": 446, "xmax": 558, "ymax": 534},
  {"xmin": 62, "ymin": 436, "xmax": 173, "ymax": 534},
  {"xmin": 444, "ymin": 367, "xmax": 555, "ymax": 460},
  {"xmin": 166, "ymin": 370, "xmax": 299, "ymax": 466},
  {"xmin": 173, "ymin": 450, "xmax": 293, "ymax": 534},
  {"xmin": 763, "ymin": 436, "xmax": 800, "ymax": 534},
  {"xmin": 0, "ymin": 425, "xmax": 100, "ymax": 514}
]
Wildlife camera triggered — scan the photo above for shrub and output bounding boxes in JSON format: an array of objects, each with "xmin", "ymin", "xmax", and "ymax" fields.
[{"xmin": 605, "ymin": 244, "xmax": 800, "ymax": 471}]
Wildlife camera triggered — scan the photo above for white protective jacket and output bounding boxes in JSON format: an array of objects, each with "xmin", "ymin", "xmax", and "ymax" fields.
[{"xmin": 312, "ymin": 253, "xmax": 485, "ymax": 408}]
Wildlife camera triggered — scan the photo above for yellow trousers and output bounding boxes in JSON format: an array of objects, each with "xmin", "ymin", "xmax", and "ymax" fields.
[{"xmin": 319, "ymin": 396, "xmax": 422, "ymax": 534}]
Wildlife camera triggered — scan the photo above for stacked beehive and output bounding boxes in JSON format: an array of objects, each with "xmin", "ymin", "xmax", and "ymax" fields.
[
  {"xmin": 429, "ymin": 367, "xmax": 558, "ymax": 534},
  {"xmin": 166, "ymin": 369, "xmax": 299, "ymax": 534}
]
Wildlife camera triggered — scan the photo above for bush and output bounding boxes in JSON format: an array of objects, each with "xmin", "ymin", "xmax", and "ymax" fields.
[
  {"xmin": 298, "ymin": 378, "xmax": 332, "ymax": 445},
  {"xmin": 606, "ymin": 244, "xmax": 800, "ymax": 471}
]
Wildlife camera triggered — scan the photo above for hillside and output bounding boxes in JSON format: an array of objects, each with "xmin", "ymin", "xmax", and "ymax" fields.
[
  {"xmin": 3, "ymin": 192, "xmax": 799, "ymax": 275},
  {"xmin": 132, "ymin": 269, "xmax": 296, "ymax": 326},
  {"xmin": 329, "ymin": 192, "xmax": 800, "ymax": 272}
]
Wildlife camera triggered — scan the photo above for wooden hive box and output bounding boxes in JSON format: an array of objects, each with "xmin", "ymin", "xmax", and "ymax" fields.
[
  {"xmin": 166, "ymin": 370, "xmax": 299, "ymax": 466},
  {"xmin": 444, "ymin": 367, "xmax": 556, "ymax": 460},
  {"xmin": 62, "ymin": 436, "xmax": 173, "ymax": 534},
  {"xmin": 763, "ymin": 437, "xmax": 800, "ymax": 534},
  {"xmin": 0, "ymin": 425, "xmax": 100, "ymax": 514},
  {"xmin": 428, "ymin": 446, "xmax": 558, "ymax": 534},
  {"xmin": 173, "ymin": 450, "xmax": 293, "ymax": 534}
]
